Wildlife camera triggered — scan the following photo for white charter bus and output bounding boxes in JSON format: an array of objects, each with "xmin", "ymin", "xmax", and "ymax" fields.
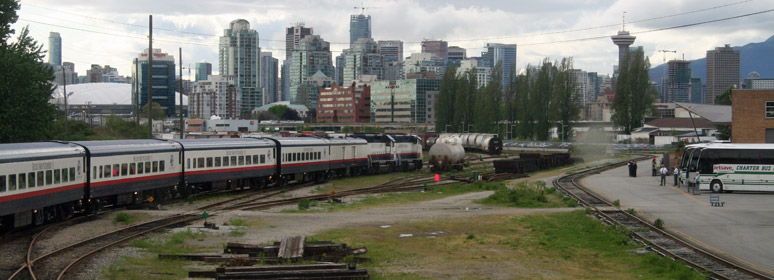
[
  {"xmin": 679, "ymin": 143, "xmax": 710, "ymax": 187},
  {"xmin": 684, "ymin": 144, "xmax": 774, "ymax": 192}
]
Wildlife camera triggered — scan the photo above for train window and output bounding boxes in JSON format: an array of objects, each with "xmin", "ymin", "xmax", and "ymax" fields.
[
  {"xmin": 291, "ymin": 153, "xmax": 295, "ymax": 162},
  {"xmin": 28, "ymin": 172, "xmax": 35, "ymax": 188},
  {"xmin": 113, "ymin": 164, "xmax": 119, "ymax": 177},
  {"xmin": 253, "ymin": 155, "xmax": 259, "ymax": 164},
  {"xmin": 37, "ymin": 171, "xmax": 44, "ymax": 186},
  {"xmin": 159, "ymin": 161, "xmax": 165, "ymax": 172},
  {"xmin": 152, "ymin": 161, "xmax": 158, "ymax": 173},
  {"xmin": 62, "ymin": 169, "xmax": 68, "ymax": 182},
  {"xmin": 260, "ymin": 155, "xmax": 265, "ymax": 164},
  {"xmin": 54, "ymin": 169, "xmax": 60, "ymax": 184},
  {"xmin": 121, "ymin": 163, "xmax": 128, "ymax": 176},
  {"xmin": 186, "ymin": 158, "xmax": 191, "ymax": 169},
  {"xmin": 70, "ymin": 168, "xmax": 75, "ymax": 181},
  {"xmin": 138, "ymin": 162, "xmax": 144, "ymax": 174},
  {"xmin": 231, "ymin": 156, "xmax": 237, "ymax": 166},
  {"xmin": 46, "ymin": 170, "xmax": 53, "ymax": 184},
  {"xmin": 206, "ymin": 157, "xmax": 213, "ymax": 168},
  {"xmin": 99, "ymin": 166, "xmax": 103, "ymax": 178},
  {"xmin": 318, "ymin": 152, "xmax": 321, "ymax": 159},
  {"xmin": 103, "ymin": 165, "xmax": 111, "ymax": 178},
  {"xmin": 223, "ymin": 156, "xmax": 229, "ymax": 167},
  {"xmin": 93, "ymin": 167, "xmax": 96, "ymax": 179},
  {"xmin": 238, "ymin": 156, "xmax": 244, "ymax": 166},
  {"xmin": 7, "ymin": 174, "xmax": 15, "ymax": 191},
  {"xmin": 18, "ymin": 174, "xmax": 26, "ymax": 189},
  {"xmin": 196, "ymin": 158, "xmax": 204, "ymax": 169},
  {"xmin": 0, "ymin": 175, "xmax": 5, "ymax": 192},
  {"xmin": 215, "ymin": 157, "xmax": 221, "ymax": 167},
  {"xmin": 245, "ymin": 155, "xmax": 252, "ymax": 165},
  {"xmin": 145, "ymin": 161, "xmax": 151, "ymax": 173},
  {"xmin": 130, "ymin": 163, "xmax": 136, "ymax": 175}
]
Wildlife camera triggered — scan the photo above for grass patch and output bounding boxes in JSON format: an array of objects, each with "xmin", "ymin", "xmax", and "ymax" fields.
[
  {"xmin": 228, "ymin": 218, "xmax": 248, "ymax": 227},
  {"xmin": 311, "ymin": 211, "xmax": 706, "ymax": 279},
  {"xmin": 104, "ymin": 229, "xmax": 210, "ymax": 279},
  {"xmin": 478, "ymin": 181, "xmax": 575, "ymax": 208},
  {"xmin": 113, "ymin": 212, "xmax": 144, "ymax": 225}
]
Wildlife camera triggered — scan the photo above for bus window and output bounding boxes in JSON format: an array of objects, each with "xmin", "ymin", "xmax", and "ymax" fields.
[
  {"xmin": 0, "ymin": 175, "xmax": 5, "ymax": 192},
  {"xmin": 761, "ymin": 150, "xmax": 774, "ymax": 165},
  {"xmin": 28, "ymin": 172, "xmax": 35, "ymax": 188},
  {"xmin": 738, "ymin": 150, "xmax": 761, "ymax": 164},
  {"xmin": 697, "ymin": 149, "xmax": 716, "ymax": 174}
]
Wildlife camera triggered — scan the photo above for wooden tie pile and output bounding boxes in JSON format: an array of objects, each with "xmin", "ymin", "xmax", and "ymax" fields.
[{"xmin": 175, "ymin": 236, "xmax": 369, "ymax": 279}]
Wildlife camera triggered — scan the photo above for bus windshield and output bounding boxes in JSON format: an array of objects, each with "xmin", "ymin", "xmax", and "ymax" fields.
[{"xmin": 680, "ymin": 148, "xmax": 694, "ymax": 170}]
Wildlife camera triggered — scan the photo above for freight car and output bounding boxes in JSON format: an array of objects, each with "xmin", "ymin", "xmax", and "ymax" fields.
[
  {"xmin": 438, "ymin": 133, "xmax": 502, "ymax": 155},
  {"xmin": 493, "ymin": 153, "xmax": 574, "ymax": 174}
]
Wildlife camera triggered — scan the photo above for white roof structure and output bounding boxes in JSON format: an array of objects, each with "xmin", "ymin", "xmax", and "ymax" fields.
[
  {"xmin": 675, "ymin": 102, "xmax": 731, "ymax": 125},
  {"xmin": 51, "ymin": 83, "xmax": 188, "ymax": 106}
]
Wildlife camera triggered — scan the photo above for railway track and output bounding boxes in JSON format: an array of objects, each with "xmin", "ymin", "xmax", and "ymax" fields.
[{"xmin": 553, "ymin": 157, "xmax": 773, "ymax": 280}]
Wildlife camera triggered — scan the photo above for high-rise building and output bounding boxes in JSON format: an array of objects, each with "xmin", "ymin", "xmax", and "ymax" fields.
[
  {"xmin": 195, "ymin": 62, "xmax": 212, "ymax": 82},
  {"xmin": 665, "ymin": 60, "xmax": 691, "ymax": 103},
  {"xmin": 343, "ymin": 38, "xmax": 383, "ymax": 85},
  {"xmin": 572, "ymin": 69, "xmax": 591, "ymax": 106},
  {"xmin": 706, "ymin": 44, "xmax": 740, "ymax": 104},
  {"xmin": 587, "ymin": 72, "xmax": 600, "ymax": 103},
  {"xmin": 370, "ymin": 79, "xmax": 441, "ymax": 123},
  {"xmin": 87, "ymin": 65, "xmax": 104, "ymax": 83},
  {"xmin": 219, "ymin": 19, "xmax": 261, "ymax": 114},
  {"xmin": 335, "ymin": 53, "xmax": 347, "ymax": 86},
  {"xmin": 350, "ymin": 14, "xmax": 372, "ymax": 44},
  {"xmin": 190, "ymin": 75, "xmax": 238, "ymax": 119},
  {"xmin": 260, "ymin": 52, "xmax": 279, "ymax": 104},
  {"xmin": 458, "ymin": 59, "xmax": 491, "ymax": 89},
  {"xmin": 48, "ymin": 32, "xmax": 61, "ymax": 66},
  {"xmin": 378, "ymin": 40, "xmax": 403, "ymax": 62},
  {"xmin": 481, "ymin": 43, "xmax": 517, "ymax": 90},
  {"xmin": 53, "ymin": 62, "xmax": 78, "ymax": 86},
  {"xmin": 402, "ymin": 53, "xmax": 445, "ymax": 80},
  {"xmin": 447, "ymin": 46, "xmax": 466, "ymax": 66},
  {"xmin": 281, "ymin": 60, "xmax": 290, "ymax": 101},
  {"xmin": 289, "ymin": 35, "xmax": 335, "ymax": 106},
  {"xmin": 317, "ymin": 84, "xmax": 371, "ymax": 123},
  {"xmin": 690, "ymin": 78, "xmax": 704, "ymax": 103},
  {"xmin": 285, "ymin": 23, "xmax": 313, "ymax": 60},
  {"xmin": 132, "ymin": 48, "xmax": 177, "ymax": 117},
  {"xmin": 421, "ymin": 40, "xmax": 448, "ymax": 63}
]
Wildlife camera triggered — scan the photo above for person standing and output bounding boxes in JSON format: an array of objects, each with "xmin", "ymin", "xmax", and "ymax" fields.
[
  {"xmin": 627, "ymin": 161, "xmax": 634, "ymax": 177},
  {"xmin": 673, "ymin": 166, "xmax": 680, "ymax": 187},
  {"xmin": 633, "ymin": 161, "xmax": 638, "ymax": 177},
  {"xmin": 652, "ymin": 158, "xmax": 658, "ymax": 176},
  {"xmin": 659, "ymin": 164, "xmax": 669, "ymax": 186}
]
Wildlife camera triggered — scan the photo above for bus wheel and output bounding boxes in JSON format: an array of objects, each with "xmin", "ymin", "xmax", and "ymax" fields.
[{"xmin": 710, "ymin": 180, "xmax": 723, "ymax": 193}]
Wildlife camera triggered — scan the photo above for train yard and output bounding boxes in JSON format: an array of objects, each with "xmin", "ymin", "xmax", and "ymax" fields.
[{"xmin": 1, "ymin": 150, "xmax": 772, "ymax": 279}]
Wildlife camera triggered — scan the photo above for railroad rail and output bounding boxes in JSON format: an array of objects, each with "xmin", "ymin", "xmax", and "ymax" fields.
[{"xmin": 553, "ymin": 157, "xmax": 773, "ymax": 280}]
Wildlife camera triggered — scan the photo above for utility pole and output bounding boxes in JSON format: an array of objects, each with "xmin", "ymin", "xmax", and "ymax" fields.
[
  {"xmin": 147, "ymin": 15, "xmax": 153, "ymax": 138},
  {"xmin": 179, "ymin": 48, "xmax": 184, "ymax": 139},
  {"xmin": 135, "ymin": 58, "xmax": 140, "ymax": 138}
]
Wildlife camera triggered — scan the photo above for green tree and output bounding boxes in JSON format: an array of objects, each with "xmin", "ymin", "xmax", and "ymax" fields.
[
  {"xmin": 0, "ymin": 0, "xmax": 57, "ymax": 143},
  {"xmin": 533, "ymin": 60, "xmax": 553, "ymax": 140},
  {"xmin": 714, "ymin": 86, "xmax": 733, "ymax": 140},
  {"xmin": 474, "ymin": 62, "xmax": 502, "ymax": 134},
  {"xmin": 515, "ymin": 66, "xmax": 534, "ymax": 139},
  {"xmin": 714, "ymin": 86, "xmax": 733, "ymax": 105},
  {"xmin": 268, "ymin": 105, "xmax": 288, "ymax": 119},
  {"xmin": 141, "ymin": 102, "xmax": 166, "ymax": 121},
  {"xmin": 436, "ymin": 65, "xmax": 458, "ymax": 132},
  {"xmin": 550, "ymin": 58, "xmax": 582, "ymax": 141},
  {"xmin": 51, "ymin": 117, "xmax": 95, "ymax": 140},
  {"xmin": 611, "ymin": 48, "xmax": 656, "ymax": 134}
]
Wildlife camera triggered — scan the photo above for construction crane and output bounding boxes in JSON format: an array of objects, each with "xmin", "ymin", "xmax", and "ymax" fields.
[{"xmin": 354, "ymin": 2, "xmax": 380, "ymax": 14}]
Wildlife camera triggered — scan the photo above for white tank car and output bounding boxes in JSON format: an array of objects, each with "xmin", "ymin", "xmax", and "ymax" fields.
[
  {"xmin": 429, "ymin": 137, "xmax": 466, "ymax": 172},
  {"xmin": 438, "ymin": 133, "xmax": 502, "ymax": 155}
]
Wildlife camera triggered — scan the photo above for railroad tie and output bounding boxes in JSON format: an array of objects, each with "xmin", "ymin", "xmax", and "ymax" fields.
[{"xmin": 278, "ymin": 235, "xmax": 306, "ymax": 259}]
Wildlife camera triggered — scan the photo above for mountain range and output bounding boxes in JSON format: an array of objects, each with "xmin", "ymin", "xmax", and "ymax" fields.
[{"xmin": 649, "ymin": 34, "xmax": 774, "ymax": 84}]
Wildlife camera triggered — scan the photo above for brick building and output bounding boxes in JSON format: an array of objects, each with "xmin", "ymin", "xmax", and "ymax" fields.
[
  {"xmin": 317, "ymin": 84, "xmax": 371, "ymax": 123},
  {"xmin": 732, "ymin": 90, "xmax": 774, "ymax": 143}
]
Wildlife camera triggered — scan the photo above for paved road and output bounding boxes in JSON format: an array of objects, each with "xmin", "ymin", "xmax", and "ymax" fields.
[{"xmin": 583, "ymin": 157, "xmax": 774, "ymax": 274}]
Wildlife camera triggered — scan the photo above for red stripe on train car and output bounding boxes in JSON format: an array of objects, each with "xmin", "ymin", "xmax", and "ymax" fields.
[
  {"xmin": 0, "ymin": 183, "xmax": 85, "ymax": 202},
  {"xmin": 90, "ymin": 173, "xmax": 180, "ymax": 188}
]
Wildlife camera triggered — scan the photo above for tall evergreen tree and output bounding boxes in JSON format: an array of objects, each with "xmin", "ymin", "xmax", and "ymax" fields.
[
  {"xmin": 435, "ymin": 64, "xmax": 458, "ymax": 132},
  {"xmin": 475, "ymin": 62, "xmax": 502, "ymax": 133},
  {"xmin": 549, "ymin": 58, "xmax": 581, "ymax": 141},
  {"xmin": 515, "ymin": 66, "xmax": 534, "ymax": 139},
  {"xmin": 533, "ymin": 59, "xmax": 553, "ymax": 140},
  {"xmin": 612, "ymin": 48, "xmax": 656, "ymax": 134},
  {"xmin": 452, "ymin": 72, "xmax": 469, "ymax": 132},
  {"xmin": 0, "ymin": 0, "xmax": 57, "ymax": 143}
]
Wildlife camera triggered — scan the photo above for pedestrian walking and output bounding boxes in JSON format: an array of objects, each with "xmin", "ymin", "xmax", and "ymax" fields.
[
  {"xmin": 659, "ymin": 164, "xmax": 668, "ymax": 186},
  {"xmin": 673, "ymin": 166, "xmax": 680, "ymax": 187}
]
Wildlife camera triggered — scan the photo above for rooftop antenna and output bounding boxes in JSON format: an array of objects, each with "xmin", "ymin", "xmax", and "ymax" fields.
[
  {"xmin": 354, "ymin": 1, "xmax": 380, "ymax": 14},
  {"xmin": 622, "ymin": 11, "xmax": 627, "ymax": 31}
]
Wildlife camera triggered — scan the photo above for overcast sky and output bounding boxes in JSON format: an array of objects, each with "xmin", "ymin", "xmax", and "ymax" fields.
[{"xmin": 11, "ymin": 0, "xmax": 774, "ymax": 78}]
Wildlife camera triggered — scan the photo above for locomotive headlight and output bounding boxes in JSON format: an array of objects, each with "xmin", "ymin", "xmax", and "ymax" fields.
[
  {"xmin": 33, "ymin": 209, "xmax": 38, "ymax": 213},
  {"xmin": 134, "ymin": 192, "xmax": 138, "ymax": 195}
]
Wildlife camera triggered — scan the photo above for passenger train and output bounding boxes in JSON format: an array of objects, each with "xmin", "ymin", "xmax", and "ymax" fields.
[{"xmin": 0, "ymin": 135, "xmax": 422, "ymax": 231}]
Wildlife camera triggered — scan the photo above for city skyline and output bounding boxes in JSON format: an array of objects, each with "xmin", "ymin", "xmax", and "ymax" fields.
[{"xmin": 11, "ymin": 0, "xmax": 774, "ymax": 78}]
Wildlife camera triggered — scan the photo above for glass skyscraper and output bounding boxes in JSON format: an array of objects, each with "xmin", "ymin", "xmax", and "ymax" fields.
[
  {"xmin": 195, "ymin": 62, "xmax": 212, "ymax": 82},
  {"xmin": 219, "ymin": 19, "xmax": 261, "ymax": 114},
  {"xmin": 482, "ymin": 43, "xmax": 517, "ymax": 91},
  {"xmin": 48, "ymin": 32, "xmax": 61, "ymax": 66},
  {"xmin": 132, "ymin": 48, "xmax": 177, "ymax": 117},
  {"xmin": 349, "ymin": 14, "xmax": 372, "ymax": 45},
  {"xmin": 289, "ymin": 35, "xmax": 334, "ymax": 105}
]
